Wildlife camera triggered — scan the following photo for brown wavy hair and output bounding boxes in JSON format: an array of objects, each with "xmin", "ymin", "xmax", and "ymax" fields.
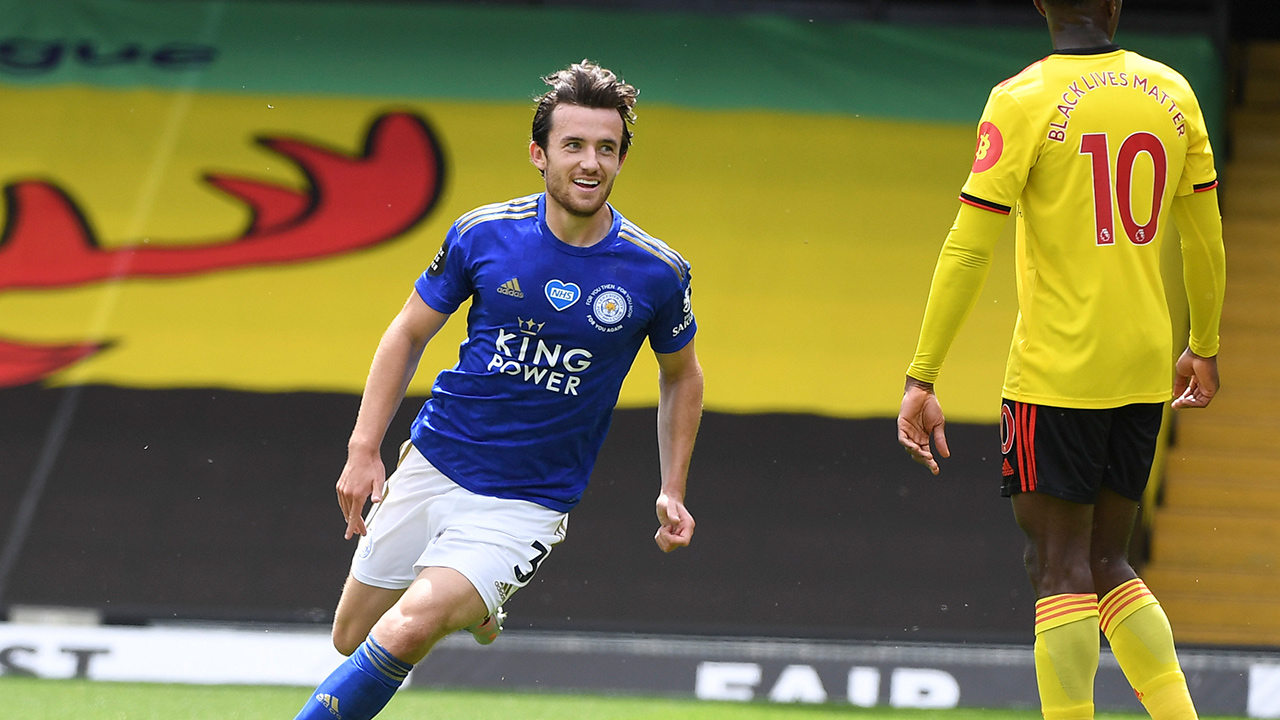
[{"xmin": 532, "ymin": 60, "xmax": 638, "ymax": 155}]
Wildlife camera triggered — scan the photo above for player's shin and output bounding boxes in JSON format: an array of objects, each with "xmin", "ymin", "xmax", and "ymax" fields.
[
  {"xmin": 1100, "ymin": 579, "xmax": 1198, "ymax": 720},
  {"xmin": 293, "ymin": 635, "xmax": 414, "ymax": 720},
  {"xmin": 1034, "ymin": 594, "xmax": 1100, "ymax": 720}
]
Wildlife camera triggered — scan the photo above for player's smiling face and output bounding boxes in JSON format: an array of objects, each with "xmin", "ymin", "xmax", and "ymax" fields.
[{"xmin": 531, "ymin": 104, "xmax": 626, "ymax": 219}]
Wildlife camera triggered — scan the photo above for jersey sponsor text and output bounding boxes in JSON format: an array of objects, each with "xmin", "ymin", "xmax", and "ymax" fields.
[{"xmin": 487, "ymin": 324, "xmax": 592, "ymax": 396}]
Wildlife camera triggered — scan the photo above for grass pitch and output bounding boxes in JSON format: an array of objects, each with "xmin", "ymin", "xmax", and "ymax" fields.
[{"xmin": 3, "ymin": 677, "xmax": 1245, "ymax": 720}]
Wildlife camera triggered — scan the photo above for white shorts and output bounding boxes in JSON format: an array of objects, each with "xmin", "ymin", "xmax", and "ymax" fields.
[{"xmin": 350, "ymin": 444, "xmax": 568, "ymax": 615}]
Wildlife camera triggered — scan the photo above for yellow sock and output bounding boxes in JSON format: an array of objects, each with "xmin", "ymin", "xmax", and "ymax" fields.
[
  {"xmin": 1100, "ymin": 579, "xmax": 1198, "ymax": 720},
  {"xmin": 1034, "ymin": 593, "xmax": 1100, "ymax": 720}
]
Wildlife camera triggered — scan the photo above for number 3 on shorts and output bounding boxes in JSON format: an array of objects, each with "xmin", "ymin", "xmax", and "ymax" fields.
[{"xmin": 514, "ymin": 540, "xmax": 550, "ymax": 583}]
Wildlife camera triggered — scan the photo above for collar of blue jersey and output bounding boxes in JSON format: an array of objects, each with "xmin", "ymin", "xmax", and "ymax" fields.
[
  {"xmin": 537, "ymin": 192, "xmax": 624, "ymax": 257},
  {"xmin": 1050, "ymin": 43, "xmax": 1122, "ymax": 56}
]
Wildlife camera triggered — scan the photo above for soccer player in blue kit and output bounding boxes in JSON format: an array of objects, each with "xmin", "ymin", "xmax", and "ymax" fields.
[{"xmin": 291, "ymin": 61, "xmax": 703, "ymax": 720}]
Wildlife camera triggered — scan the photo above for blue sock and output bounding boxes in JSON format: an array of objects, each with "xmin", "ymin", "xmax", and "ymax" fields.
[{"xmin": 293, "ymin": 635, "xmax": 414, "ymax": 720}]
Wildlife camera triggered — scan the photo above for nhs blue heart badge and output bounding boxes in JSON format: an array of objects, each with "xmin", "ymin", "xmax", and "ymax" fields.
[{"xmin": 544, "ymin": 279, "xmax": 581, "ymax": 311}]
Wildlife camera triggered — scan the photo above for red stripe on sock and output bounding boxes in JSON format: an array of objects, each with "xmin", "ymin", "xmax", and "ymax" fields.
[
  {"xmin": 1036, "ymin": 595, "xmax": 1097, "ymax": 614},
  {"xmin": 1101, "ymin": 598, "xmax": 1148, "ymax": 634},
  {"xmin": 1100, "ymin": 582, "xmax": 1154, "ymax": 633},
  {"xmin": 1036, "ymin": 594, "xmax": 1098, "ymax": 625},
  {"xmin": 1037, "ymin": 593, "xmax": 1095, "ymax": 606},
  {"xmin": 1101, "ymin": 580, "xmax": 1148, "ymax": 612},
  {"xmin": 1037, "ymin": 607, "xmax": 1098, "ymax": 627}
]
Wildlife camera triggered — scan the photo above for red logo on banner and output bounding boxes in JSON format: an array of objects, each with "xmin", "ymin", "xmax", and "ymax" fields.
[
  {"xmin": 971, "ymin": 122, "xmax": 1003, "ymax": 173},
  {"xmin": 0, "ymin": 112, "xmax": 446, "ymax": 386}
]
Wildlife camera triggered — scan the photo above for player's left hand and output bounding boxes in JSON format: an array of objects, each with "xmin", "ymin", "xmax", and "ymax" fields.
[
  {"xmin": 655, "ymin": 493, "xmax": 694, "ymax": 552},
  {"xmin": 1172, "ymin": 348, "xmax": 1219, "ymax": 409}
]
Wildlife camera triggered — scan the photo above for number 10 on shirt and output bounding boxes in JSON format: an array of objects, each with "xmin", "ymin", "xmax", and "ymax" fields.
[{"xmin": 1080, "ymin": 131, "xmax": 1168, "ymax": 247}]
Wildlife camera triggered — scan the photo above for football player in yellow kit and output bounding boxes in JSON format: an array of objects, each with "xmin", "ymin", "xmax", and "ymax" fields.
[{"xmin": 898, "ymin": 1, "xmax": 1225, "ymax": 718}]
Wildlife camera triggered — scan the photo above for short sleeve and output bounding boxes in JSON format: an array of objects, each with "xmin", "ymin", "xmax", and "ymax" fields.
[
  {"xmin": 1174, "ymin": 86, "xmax": 1217, "ymax": 196},
  {"xmin": 959, "ymin": 86, "xmax": 1040, "ymax": 213},
  {"xmin": 648, "ymin": 271, "xmax": 695, "ymax": 354},
  {"xmin": 414, "ymin": 224, "xmax": 472, "ymax": 313}
]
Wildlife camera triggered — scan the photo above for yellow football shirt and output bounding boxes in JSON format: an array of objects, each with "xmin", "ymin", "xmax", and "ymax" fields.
[{"xmin": 914, "ymin": 46, "xmax": 1220, "ymax": 409}]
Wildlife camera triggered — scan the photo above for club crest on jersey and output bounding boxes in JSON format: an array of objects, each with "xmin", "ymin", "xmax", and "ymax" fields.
[
  {"xmin": 544, "ymin": 279, "xmax": 580, "ymax": 311},
  {"xmin": 586, "ymin": 284, "xmax": 632, "ymax": 333}
]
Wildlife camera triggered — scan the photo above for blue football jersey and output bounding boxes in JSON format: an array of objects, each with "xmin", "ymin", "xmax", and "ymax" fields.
[{"xmin": 410, "ymin": 193, "xmax": 696, "ymax": 512}]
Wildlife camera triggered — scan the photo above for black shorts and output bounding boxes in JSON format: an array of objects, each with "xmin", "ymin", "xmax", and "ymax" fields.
[{"xmin": 999, "ymin": 399, "xmax": 1164, "ymax": 503}]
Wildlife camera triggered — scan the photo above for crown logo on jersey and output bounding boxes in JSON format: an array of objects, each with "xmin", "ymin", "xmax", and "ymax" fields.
[
  {"xmin": 518, "ymin": 317, "xmax": 545, "ymax": 335},
  {"xmin": 497, "ymin": 277, "xmax": 524, "ymax": 298}
]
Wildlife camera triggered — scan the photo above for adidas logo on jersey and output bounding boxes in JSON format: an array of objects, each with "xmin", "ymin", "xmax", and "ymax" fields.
[
  {"xmin": 498, "ymin": 277, "xmax": 524, "ymax": 298},
  {"xmin": 1001, "ymin": 458, "xmax": 1015, "ymax": 477},
  {"xmin": 315, "ymin": 693, "xmax": 342, "ymax": 718}
]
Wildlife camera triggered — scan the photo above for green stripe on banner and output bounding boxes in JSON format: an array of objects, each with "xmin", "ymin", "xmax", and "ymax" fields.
[{"xmin": 0, "ymin": 0, "xmax": 1222, "ymax": 132}]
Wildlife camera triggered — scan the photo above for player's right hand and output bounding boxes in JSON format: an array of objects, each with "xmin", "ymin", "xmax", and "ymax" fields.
[
  {"xmin": 897, "ymin": 377, "xmax": 950, "ymax": 475},
  {"xmin": 335, "ymin": 451, "xmax": 386, "ymax": 540}
]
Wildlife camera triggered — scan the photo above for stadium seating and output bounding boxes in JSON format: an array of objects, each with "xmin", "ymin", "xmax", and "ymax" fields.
[{"xmin": 1145, "ymin": 40, "xmax": 1280, "ymax": 648}]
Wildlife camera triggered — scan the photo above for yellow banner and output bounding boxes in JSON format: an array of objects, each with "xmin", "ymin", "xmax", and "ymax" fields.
[{"xmin": 0, "ymin": 85, "xmax": 1018, "ymax": 420}]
